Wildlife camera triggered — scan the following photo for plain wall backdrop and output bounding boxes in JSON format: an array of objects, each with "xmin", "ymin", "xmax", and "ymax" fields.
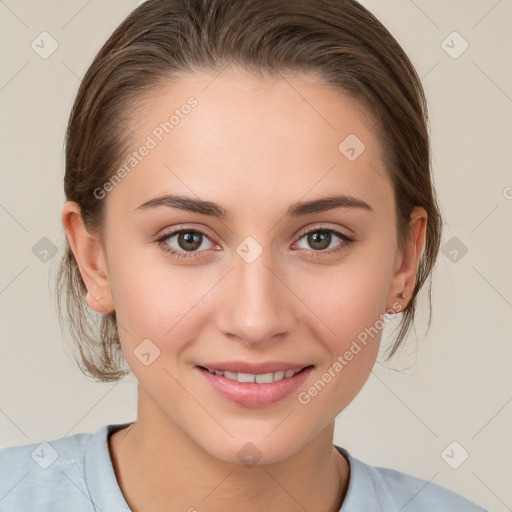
[{"xmin": 1, "ymin": 1, "xmax": 511, "ymax": 510}]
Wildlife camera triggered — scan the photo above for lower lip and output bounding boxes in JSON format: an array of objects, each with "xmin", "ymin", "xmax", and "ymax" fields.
[{"xmin": 197, "ymin": 366, "xmax": 314, "ymax": 407}]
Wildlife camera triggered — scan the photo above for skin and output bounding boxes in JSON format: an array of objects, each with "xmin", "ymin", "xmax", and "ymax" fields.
[{"xmin": 62, "ymin": 68, "xmax": 427, "ymax": 512}]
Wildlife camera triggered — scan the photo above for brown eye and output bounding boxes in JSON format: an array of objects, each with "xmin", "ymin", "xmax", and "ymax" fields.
[
  {"xmin": 156, "ymin": 228, "xmax": 214, "ymax": 259},
  {"xmin": 306, "ymin": 230, "xmax": 333, "ymax": 251},
  {"xmin": 294, "ymin": 226, "xmax": 355, "ymax": 256},
  {"xmin": 176, "ymin": 231, "xmax": 203, "ymax": 251}
]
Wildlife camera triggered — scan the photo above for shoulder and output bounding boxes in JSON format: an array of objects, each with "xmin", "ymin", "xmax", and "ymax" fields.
[
  {"xmin": 337, "ymin": 446, "xmax": 489, "ymax": 512},
  {"xmin": 0, "ymin": 426, "xmax": 104, "ymax": 511}
]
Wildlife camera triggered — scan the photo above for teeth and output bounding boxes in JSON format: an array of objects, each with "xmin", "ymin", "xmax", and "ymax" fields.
[
  {"xmin": 237, "ymin": 372, "xmax": 256, "ymax": 383},
  {"xmin": 255, "ymin": 373, "xmax": 273, "ymax": 384},
  {"xmin": 205, "ymin": 367, "xmax": 302, "ymax": 383}
]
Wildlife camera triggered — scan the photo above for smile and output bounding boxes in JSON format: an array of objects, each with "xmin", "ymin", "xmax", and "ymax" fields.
[{"xmin": 197, "ymin": 364, "xmax": 314, "ymax": 407}]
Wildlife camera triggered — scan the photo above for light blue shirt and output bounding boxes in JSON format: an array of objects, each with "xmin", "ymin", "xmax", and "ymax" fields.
[{"xmin": 0, "ymin": 422, "xmax": 489, "ymax": 511}]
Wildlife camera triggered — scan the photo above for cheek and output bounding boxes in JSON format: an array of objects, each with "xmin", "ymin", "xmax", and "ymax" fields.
[
  {"xmin": 293, "ymin": 266, "xmax": 386, "ymax": 426},
  {"xmin": 290, "ymin": 245, "xmax": 395, "ymax": 408},
  {"xmin": 295, "ymin": 251, "xmax": 395, "ymax": 343},
  {"xmin": 106, "ymin": 243, "xmax": 211, "ymax": 361},
  {"xmin": 110, "ymin": 267, "xmax": 205, "ymax": 406}
]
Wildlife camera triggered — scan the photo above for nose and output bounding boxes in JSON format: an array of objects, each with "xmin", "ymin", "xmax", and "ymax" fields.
[{"xmin": 215, "ymin": 248, "xmax": 298, "ymax": 348}]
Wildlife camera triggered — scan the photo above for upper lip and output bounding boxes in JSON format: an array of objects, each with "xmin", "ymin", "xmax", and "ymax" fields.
[{"xmin": 198, "ymin": 361, "xmax": 313, "ymax": 374}]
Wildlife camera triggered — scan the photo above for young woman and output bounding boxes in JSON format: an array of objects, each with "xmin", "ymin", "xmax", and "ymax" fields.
[{"xmin": 0, "ymin": 0, "xmax": 489, "ymax": 510}]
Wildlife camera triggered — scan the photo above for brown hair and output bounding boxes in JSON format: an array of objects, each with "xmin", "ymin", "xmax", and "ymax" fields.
[{"xmin": 53, "ymin": 0, "xmax": 444, "ymax": 382}]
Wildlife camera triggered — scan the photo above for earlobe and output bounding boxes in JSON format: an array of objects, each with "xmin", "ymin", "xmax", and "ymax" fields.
[
  {"xmin": 86, "ymin": 292, "xmax": 111, "ymax": 315},
  {"xmin": 61, "ymin": 201, "xmax": 114, "ymax": 314}
]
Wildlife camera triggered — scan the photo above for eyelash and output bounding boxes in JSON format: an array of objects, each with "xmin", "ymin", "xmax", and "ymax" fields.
[{"xmin": 155, "ymin": 225, "xmax": 355, "ymax": 260}]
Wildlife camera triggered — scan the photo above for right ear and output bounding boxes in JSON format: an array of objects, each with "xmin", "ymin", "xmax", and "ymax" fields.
[{"xmin": 61, "ymin": 201, "xmax": 114, "ymax": 314}]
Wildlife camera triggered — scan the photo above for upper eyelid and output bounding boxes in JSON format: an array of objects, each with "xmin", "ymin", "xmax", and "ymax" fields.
[
  {"xmin": 157, "ymin": 224, "xmax": 215, "ymax": 239},
  {"xmin": 295, "ymin": 224, "xmax": 352, "ymax": 239}
]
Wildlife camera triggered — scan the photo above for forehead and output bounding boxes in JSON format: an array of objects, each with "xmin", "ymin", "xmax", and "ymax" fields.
[{"xmin": 107, "ymin": 69, "xmax": 392, "ymax": 219}]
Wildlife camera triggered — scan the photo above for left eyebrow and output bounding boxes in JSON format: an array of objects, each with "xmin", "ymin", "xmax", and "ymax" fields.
[
  {"xmin": 132, "ymin": 193, "xmax": 375, "ymax": 220},
  {"xmin": 286, "ymin": 194, "xmax": 374, "ymax": 217}
]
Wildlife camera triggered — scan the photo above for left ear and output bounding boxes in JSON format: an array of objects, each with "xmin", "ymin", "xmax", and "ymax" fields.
[{"xmin": 386, "ymin": 206, "xmax": 428, "ymax": 313}]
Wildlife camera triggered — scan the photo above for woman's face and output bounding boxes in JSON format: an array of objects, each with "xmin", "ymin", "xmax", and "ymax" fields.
[{"xmin": 91, "ymin": 70, "xmax": 417, "ymax": 464}]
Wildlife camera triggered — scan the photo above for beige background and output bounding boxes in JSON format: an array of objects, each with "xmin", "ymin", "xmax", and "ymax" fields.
[{"xmin": 1, "ymin": 1, "xmax": 511, "ymax": 510}]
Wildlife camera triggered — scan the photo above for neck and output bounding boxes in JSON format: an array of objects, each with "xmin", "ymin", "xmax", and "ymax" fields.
[{"xmin": 109, "ymin": 393, "xmax": 350, "ymax": 512}]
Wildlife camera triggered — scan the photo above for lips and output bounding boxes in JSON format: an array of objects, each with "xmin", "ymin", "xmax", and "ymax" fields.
[{"xmin": 196, "ymin": 362, "xmax": 314, "ymax": 407}]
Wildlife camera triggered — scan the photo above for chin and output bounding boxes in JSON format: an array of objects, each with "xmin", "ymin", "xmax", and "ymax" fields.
[{"xmin": 196, "ymin": 430, "xmax": 308, "ymax": 467}]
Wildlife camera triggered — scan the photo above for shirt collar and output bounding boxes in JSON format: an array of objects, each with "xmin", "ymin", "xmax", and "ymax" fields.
[
  {"xmin": 335, "ymin": 445, "xmax": 385, "ymax": 511},
  {"xmin": 85, "ymin": 423, "xmax": 133, "ymax": 512}
]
